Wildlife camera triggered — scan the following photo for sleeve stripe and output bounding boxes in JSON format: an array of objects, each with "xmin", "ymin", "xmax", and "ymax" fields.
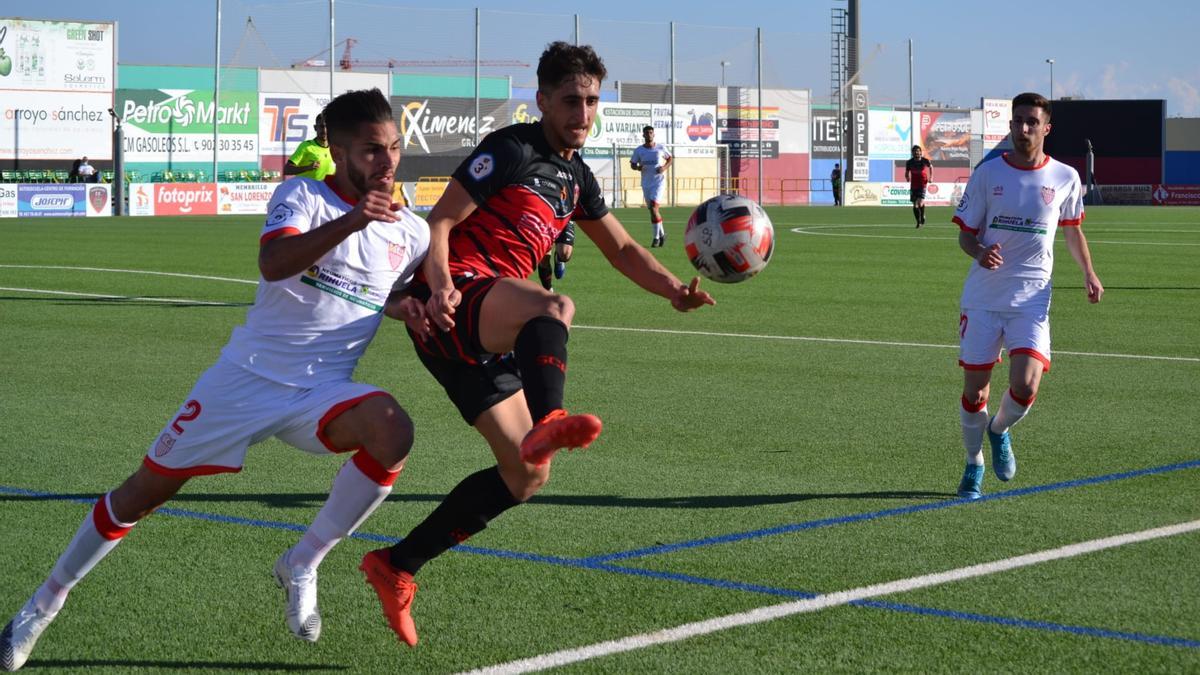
[
  {"xmin": 952, "ymin": 215, "xmax": 979, "ymax": 234},
  {"xmin": 260, "ymin": 226, "xmax": 301, "ymax": 245}
]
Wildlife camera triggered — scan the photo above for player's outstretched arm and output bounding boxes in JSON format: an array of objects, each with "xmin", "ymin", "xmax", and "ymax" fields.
[
  {"xmin": 422, "ymin": 179, "xmax": 478, "ymax": 330},
  {"xmin": 259, "ymin": 189, "xmax": 397, "ymax": 281},
  {"xmin": 1062, "ymin": 226, "xmax": 1104, "ymax": 303},
  {"xmin": 578, "ymin": 212, "xmax": 715, "ymax": 311}
]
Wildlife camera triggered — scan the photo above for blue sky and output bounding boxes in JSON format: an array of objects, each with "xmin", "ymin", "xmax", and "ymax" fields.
[{"xmin": 6, "ymin": 0, "xmax": 1199, "ymax": 115}]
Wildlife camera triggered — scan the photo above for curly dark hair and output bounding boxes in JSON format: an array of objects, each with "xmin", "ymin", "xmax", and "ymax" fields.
[
  {"xmin": 321, "ymin": 88, "xmax": 393, "ymax": 144},
  {"xmin": 537, "ymin": 41, "xmax": 607, "ymax": 94}
]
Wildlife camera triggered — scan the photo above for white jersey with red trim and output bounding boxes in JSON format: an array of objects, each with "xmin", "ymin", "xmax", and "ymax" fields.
[
  {"xmin": 953, "ymin": 153, "xmax": 1084, "ymax": 312},
  {"xmin": 220, "ymin": 177, "xmax": 430, "ymax": 387},
  {"xmin": 631, "ymin": 143, "xmax": 671, "ymax": 187}
]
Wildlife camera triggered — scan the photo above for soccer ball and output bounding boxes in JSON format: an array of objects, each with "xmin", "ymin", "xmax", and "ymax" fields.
[{"xmin": 684, "ymin": 194, "xmax": 775, "ymax": 283}]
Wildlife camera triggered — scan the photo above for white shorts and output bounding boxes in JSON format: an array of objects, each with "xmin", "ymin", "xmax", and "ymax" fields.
[
  {"xmin": 642, "ymin": 179, "xmax": 666, "ymax": 206},
  {"xmin": 144, "ymin": 358, "xmax": 388, "ymax": 477},
  {"xmin": 958, "ymin": 308, "xmax": 1052, "ymax": 373}
]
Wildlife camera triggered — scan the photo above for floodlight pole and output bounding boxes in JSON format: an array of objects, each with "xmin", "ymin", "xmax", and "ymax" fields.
[
  {"xmin": 330, "ymin": 0, "xmax": 335, "ymax": 101},
  {"xmin": 474, "ymin": 8, "xmax": 480, "ymax": 146},
  {"xmin": 213, "ymin": 0, "xmax": 221, "ymax": 184},
  {"xmin": 756, "ymin": 27, "xmax": 763, "ymax": 204},
  {"xmin": 1046, "ymin": 58, "xmax": 1055, "ymax": 100},
  {"xmin": 670, "ymin": 21, "xmax": 676, "ymax": 207},
  {"xmin": 721, "ymin": 60, "xmax": 730, "ymax": 88},
  {"xmin": 110, "ymin": 109, "xmax": 125, "ymax": 215}
]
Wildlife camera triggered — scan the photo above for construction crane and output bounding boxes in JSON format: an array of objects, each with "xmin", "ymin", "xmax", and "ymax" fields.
[{"xmin": 290, "ymin": 38, "xmax": 528, "ymax": 70}]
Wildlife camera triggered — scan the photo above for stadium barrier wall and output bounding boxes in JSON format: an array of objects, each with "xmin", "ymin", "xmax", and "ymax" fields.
[{"xmin": 0, "ymin": 184, "xmax": 112, "ymax": 218}]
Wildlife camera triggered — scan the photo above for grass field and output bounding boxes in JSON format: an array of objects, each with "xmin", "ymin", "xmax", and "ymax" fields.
[{"xmin": 1, "ymin": 205, "xmax": 1198, "ymax": 673}]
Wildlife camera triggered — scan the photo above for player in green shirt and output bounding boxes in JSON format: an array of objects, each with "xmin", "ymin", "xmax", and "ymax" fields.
[{"xmin": 284, "ymin": 114, "xmax": 335, "ymax": 180}]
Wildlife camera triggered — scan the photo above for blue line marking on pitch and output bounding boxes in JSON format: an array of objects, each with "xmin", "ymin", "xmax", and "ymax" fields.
[
  {"xmin": 4, "ymin": 458, "xmax": 1200, "ymax": 652},
  {"xmin": 855, "ymin": 600, "xmax": 1200, "ymax": 649},
  {"xmin": 581, "ymin": 458, "xmax": 1200, "ymax": 564}
]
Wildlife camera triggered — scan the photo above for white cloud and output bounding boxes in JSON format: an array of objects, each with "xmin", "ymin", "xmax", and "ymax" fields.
[{"xmin": 1166, "ymin": 77, "xmax": 1200, "ymax": 116}]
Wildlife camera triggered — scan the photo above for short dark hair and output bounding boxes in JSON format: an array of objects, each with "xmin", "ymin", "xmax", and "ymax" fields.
[
  {"xmin": 912, "ymin": 145, "xmax": 922, "ymax": 152},
  {"xmin": 1012, "ymin": 92, "xmax": 1052, "ymax": 120},
  {"xmin": 643, "ymin": 125, "xmax": 654, "ymax": 134},
  {"xmin": 321, "ymin": 88, "xmax": 392, "ymax": 144},
  {"xmin": 537, "ymin": 41, "xmax": 607, "ymax": 94}
]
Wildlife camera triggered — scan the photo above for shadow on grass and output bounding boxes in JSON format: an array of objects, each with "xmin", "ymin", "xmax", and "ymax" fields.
[
  {"xmin": 3, "ymin": 490, "xmax": 954, "ymax": 509},
  {"xmin": 27, "ymin": 660, "xmax": 344, "ymax": 671}
]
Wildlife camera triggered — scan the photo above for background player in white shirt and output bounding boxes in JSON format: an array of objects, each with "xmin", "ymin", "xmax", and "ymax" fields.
[
  {"xmin": 630, "ymin": 125, "xmax": 673, "ymax": 247},
  {"xmin": 1, "ymin": 88, "xmax": 431, "ymax": 671},
  {"xmin": 952, "ymin": 91, "xmax": 1103, "ymax": 500}
]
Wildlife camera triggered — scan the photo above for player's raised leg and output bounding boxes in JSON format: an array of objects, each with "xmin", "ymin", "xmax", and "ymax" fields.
[
  {"xmin": 987, "ymin": 351, "xmax": 1044, "ymax": 481},
  {"xmin": 362, "ymin": 394, "xmax": 538, "ymax": 647}
]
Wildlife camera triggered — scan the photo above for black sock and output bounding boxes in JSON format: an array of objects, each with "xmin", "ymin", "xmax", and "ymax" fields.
[
  {"xmin": 913, "ymin": 206, "xmax": 920, "ymax": 222},
  {"xmin": 920, "ymin": 205, "xmax": 926, "ymax": 221},
  {"xmin": 514, "ymin": 316, "xmax": 569, "ymax": 423},
  {"xmin": 389, "ymin": 466, "xmax": 520, "ymax": 575},
  {"xmin": 538, "ymin": 255, "xmax": 553, "ymax": 290}
]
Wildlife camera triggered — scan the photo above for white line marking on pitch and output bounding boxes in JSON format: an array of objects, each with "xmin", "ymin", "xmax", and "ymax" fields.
[
  {"xmin": 788, "ymin": 226, "xmax": 1200, "ymax": 246},
  {"xmin": 462, "ymin": 519, "xmax": 1200, "ymax": 675},
  {"xmin": 0, "ymin": 264, "xmax": 257, "ymax": 285},
  {"xmin": 1, "ymin": 265, "xmax": 1192, "ymax": 364},
  {"xmin": 0, "ymin": 287, "xmax": 242, "ymax": 306},
  {"xmin": 573, "ymin": 324, "xmax": 1200, "ymax": 363}
]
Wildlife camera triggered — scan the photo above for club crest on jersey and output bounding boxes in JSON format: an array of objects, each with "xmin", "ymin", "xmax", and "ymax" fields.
[
  {"xmin": 1041, "ymin": 186, "xmax": 1055, "ymax": 204},
  {"xmin": 992, "ymin": 185, "xmax": 1004, "ymax": 197},
  {"xmin": 154, "ymin": 432, "xmax": 176, "ymax": 457},
  {"xmin": 469, "ymin": 153, "xmax": 495, "ymax": 181},
  {"xmin": 388, "ymin": 242, "xmax": 407, "ymax": 270},
  {"xmin": 268, "ymin": 203, "xmax": 294, "ymax": 225}
]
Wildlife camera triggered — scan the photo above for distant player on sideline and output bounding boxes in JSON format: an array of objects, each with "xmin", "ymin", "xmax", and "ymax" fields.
[
  {"xmin": 284, "ymin": 113, "xmax": 335, "ymax": 180},
  {"xmin": 357, "ymin": 41, "xmax": 714, "ymax": 648},
  {"xmin": 952, "ymin": 91, "xmax": 1103, "ymax": 500},
  {"xmin": 905, "ymin": 145, "xmax": 932, "ymax": 227},
  {"xmin": 830, "ymin": 162, "xmax": 842, "ymax": 206},
  {"xmin": 1, "ymin": 89, "xmax": 431, "ymax": 671},
  {"xmin": 630, "ymin": 125, "xmax": 673, "ymax": 247},
  {"xmin": 537, "ymin": 221, "xmax": 575, "ymax": 291}
]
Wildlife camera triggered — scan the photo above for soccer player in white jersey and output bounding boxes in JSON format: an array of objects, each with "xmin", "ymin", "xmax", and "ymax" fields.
[
  {"xmin": 0, "ymin": 88, "xmax": 431, "ymax": 671},
  {"xmin": 952, "ymin": 92, "xmax": 1103, "ymax": 500},
  {"xmin": 630, "ymin": 125, "xmax": 673, "ymax": 247}
]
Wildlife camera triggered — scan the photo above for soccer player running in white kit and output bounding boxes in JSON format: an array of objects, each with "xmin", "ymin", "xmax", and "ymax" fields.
[
  {"xmin": 952, "ymin": 91, "xmax": 1103, "ymax": 499},
  {"xmin": 0, "ymin": 88, "xmax": 431, "ymax": 671},
  {"xmin": 630, "ymin": 125, "xmax": 673, "ymax": 247}
]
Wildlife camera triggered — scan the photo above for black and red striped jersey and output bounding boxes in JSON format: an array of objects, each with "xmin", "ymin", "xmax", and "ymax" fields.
[{"xmin": 436, "ymin": 123, "xmax": 607, "ymax": 280}]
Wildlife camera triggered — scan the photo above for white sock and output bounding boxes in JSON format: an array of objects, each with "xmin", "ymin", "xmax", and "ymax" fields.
[
  {"xmin": 35, "ymin": 493, "xmax": 136, "ymax": 614},
  {"xmin": 287, "ymin": 452, "xmax": 397, "ymax": 570},
  {"xmin": 960, "ymin": 397, "xmax": 989, "ymax": 466},
  {"xmin": 991, "ymin": 389, "xmax": 1034, "ymax": 434},
  {"xmin": 653, "ymin": 220, "xmax": 665, "ymax": 238}
]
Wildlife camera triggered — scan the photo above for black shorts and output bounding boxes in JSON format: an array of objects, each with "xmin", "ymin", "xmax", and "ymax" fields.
[
  {"xmin": 555, "ymin": 221, "xmax": 576, "ymax": 246},
  {"xmin": 910, "ymin": 186, "xmax": 926, "ymax": 202},
  {"xmin": 404, "ymin": 276, "xmax": 522, "ymax": 424}
]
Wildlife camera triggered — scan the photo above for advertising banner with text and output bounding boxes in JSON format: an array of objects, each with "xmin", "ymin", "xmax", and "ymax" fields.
[
  {"xmin": 391, "ymin": 96, "xmax": 510, "ymax": 156},
  {"xmin": 0, "ymin": 184, "xmax": 18, "ymax": 218},
  {"xmin": 17, "ymin": 183, "xmax": 86, "ymax": 216},
  {"xmin": 117, "ymin": 89, "xmax": 259, "ymax": 163},
  {"xmin": 868, "ymin": 109, "xmax": 917, "ymax": 160},
  {"xmin": 0, "ymin": 90, "xmax": 113, "ymax": 160},
  {"xmin": 218, "ymin": 182, "xmax": 275, "ymax": 214},
  {"xmin": 982, "ymin": 98, "xmax": 1012, "ymax": 150},
  {"xmin": 259, "ymin": 92, "xmax": 327, "ymax": 158},
  {"xmin": 651, "ymin": 104, "xmax": 717, "ymax": 158},
  {"xmin": 0, "ymin": 18, "xmax": 115, "ymax": 92},
  {"xmin": 919, "ymin": 110, "xmax": 972, "ymax": 164}
]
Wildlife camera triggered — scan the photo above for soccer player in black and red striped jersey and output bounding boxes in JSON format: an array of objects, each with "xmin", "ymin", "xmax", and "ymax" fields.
[{"xmin": 358, "ymin": 41, "xmax": 714, "ymax": 647}]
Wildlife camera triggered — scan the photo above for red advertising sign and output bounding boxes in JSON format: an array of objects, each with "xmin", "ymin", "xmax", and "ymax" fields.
[
  {"xmin": 154, "ymin": 183, "xmax": 218, "ymax": 216},
  {"xmin": 1151, "ymin": 184, "xmax": 1200, "ymax": 206}
]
